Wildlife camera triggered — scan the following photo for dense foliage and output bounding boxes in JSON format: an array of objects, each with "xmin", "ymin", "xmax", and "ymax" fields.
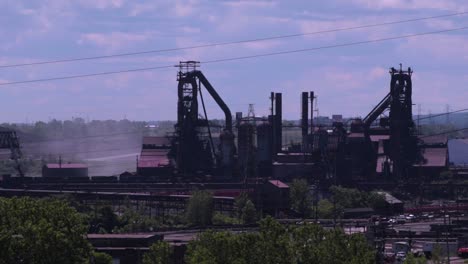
[
  {"xmin": 289, "ymin": 182, "xmax": 386, "ymax": 219},
  {"xmin": 186, "ymin": 190, "xmax": 214, "ymax": 226},
  {"xmin": 185, "ymin": 216, "xmax": 375, "ymax": 264},
  {"xmin": 0, "ymin": 197, "xmax": 92, "ymax": 264},
  {"xmin": 143, "ymin": 241, "xmax": 173, "ymax": 264},
  {"xmin": 234, "ymin": 192, "xmax": 257, "ymax": 224},
  {"xmin": 318, "ymin": 186, "xmax": 386, "ymax": 219},
  {"xmin": 92, "ymin": 252, "xmax": 113, "ymax": 264},
  {"xmin": 84, "ymin": 201, "xmax": 185, "ymax": 233},
  {"xmin": 289, "ymin": 178, "xmax": 312, "ymax": 217}
]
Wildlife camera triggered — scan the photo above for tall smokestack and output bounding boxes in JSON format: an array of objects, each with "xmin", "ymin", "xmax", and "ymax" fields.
[
  {"xmin": 310, "ymin": 91, "xmax": 315, "ymax": 132},
  {"xmin": 270, "ymin": 92, "xmax": 275, "ymax": 116},
  {"xmin": 275, "ymin": 93, "xmax": 282, "ymax": 153},
  {"xmin": 302, "ymin": 92, "xmax": 309, "ymax": 150}
]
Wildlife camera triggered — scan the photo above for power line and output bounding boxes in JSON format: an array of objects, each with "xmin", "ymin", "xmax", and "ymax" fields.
[
  {"xmin": 0, "ymin": 65, "xmax": 174, "ymax": 86},
  {"xmin": 1, "ymin": 26, "xmax": 467, "ymax": 86},
  {"xmin": 417, "ymin": 108, "xmax": 468, "ymax": 121},
  {"xmin": 420, "ymin": 127, "xmax": 468, "ymax": 138},
  {"xmin": 1, "ymin": 11, "xmax": 467, "ymax": 69},
  {"xmin": 202, "ymin": 26, "xmax": 468, "ymax": 64}
]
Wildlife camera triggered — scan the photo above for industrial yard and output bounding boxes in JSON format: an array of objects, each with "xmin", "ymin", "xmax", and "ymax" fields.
[
  {"xmin": 0, "ymin": 62, "xmax": 467, "ymax": 264},
  {"xmin": 3, "ymin": 1, "xmax": 468, "ymax": 264}
]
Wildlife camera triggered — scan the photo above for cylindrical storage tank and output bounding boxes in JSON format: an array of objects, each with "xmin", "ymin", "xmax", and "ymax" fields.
[
  {"xmin": 238, "ymin": 123, "xmax": 255, "ymax": 168},
  {"xmin": 220, "ymin": 130, "xmax": 235, "ymax": 167},
  {"xmin": 256, "ymin": 123, "xmax": 272, "ymax": 163}
]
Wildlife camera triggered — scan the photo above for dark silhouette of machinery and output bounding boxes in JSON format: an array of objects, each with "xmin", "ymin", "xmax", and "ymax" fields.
[
  {"xmin": 172, "ymin": 61, "xmax": 235, "ymax": 178},
  {"xmin": 352, "ymin": 64, "xmax": 420, "ymax": 181},
  {"xmin": 0, "ymin": 128, "xmax": 23, "ymax": 177}
]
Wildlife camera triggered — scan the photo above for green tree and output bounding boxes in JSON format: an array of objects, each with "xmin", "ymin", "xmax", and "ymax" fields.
[
  {"xmin": 234, "ymin": 193, "xmax": 257, "ymax": 224},
  {"xmin": 143, "ymin": 241, "xmax": 173, "ymax": 264},
  {"xmin": 431, "ymin": 244, "xmax": 445, "ymax": 264},
  {"xmin": 290, "ymin": 178, "xmax": 312, "ymax": 217},
  {"xmin": 88, "ymin": 205, "xmax": 120, "ymax": 233},
  {"xmin": 292, "ymin": 224, "xmax": 374, "ymax": 264},
  {"xmin": 367, "ymin": 192, "xmax": 387, "ymax": 211},
  {"xmin": 317, "ymin": 199, "xmax": 334, "ymax": 218},
  {"xmin": 116, "ymin": 206, "xmax": 162, "ymax": 233},
  {"xmin": 0, "ymin": 197, "xmax": 92, "ymax": 264},
  {"xmin": 185, "ymin": 231, "xmax": 239, "ymax": 264},
  {"xmin": 186, "ymin": 190, "xmax": 214, "ymax": 226},
  {"xmin": 403, "ymin": 253, "xmax": 427, "ymax": 264},
  {"xmin": 241, "ymin": 200, "xmax": 256, "ymax": 224},
  {"xmin": 254, "ymin": 216, "xmax": 294, "ymax": 264},
  {"xmin": 234, "ymin": 193, "xmax": 249, "ymax": 219},
  {"xmin": 328, "ymin": 186, "xmax": 386, "ymax": 216},
  {"xmin": 93, "ymin": 252, "xmax": 113, "ymax": 264},
  {"xmin": 185, "ymin": 217, "xmax": 374, "ymax": 264}
]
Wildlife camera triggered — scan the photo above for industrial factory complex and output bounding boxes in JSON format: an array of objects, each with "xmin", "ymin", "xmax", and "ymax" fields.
[
  {"xmin": 1, "ymin": 62, "xmax": 468, "ymax": 263},
  {"xmin": 0, "ymin": 63, "xmax": 450, "ymax": 188}
]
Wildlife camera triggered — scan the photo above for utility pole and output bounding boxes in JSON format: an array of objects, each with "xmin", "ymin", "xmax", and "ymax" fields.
[{"xmin": 444, "ymin": 203, "xmax": 451, "ymax": 264}]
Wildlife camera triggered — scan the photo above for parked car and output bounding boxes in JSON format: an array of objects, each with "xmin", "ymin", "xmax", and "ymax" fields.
[
  {"xmin": 405, "ymin": 214, "xmax": 416, "ymax": 222},
  {"xmin": 396, "ymin": 217, "xmax": 406, "ymax": 224}
]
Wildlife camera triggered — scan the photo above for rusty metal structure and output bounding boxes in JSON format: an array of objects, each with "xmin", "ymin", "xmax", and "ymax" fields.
[
  {"xmin": 362, "ymin": 65, "xmax": 419, "ymax": 180},
  {"xmin": 173, "ymin": 61, "xmax": 235, "ymax": 178},
  {"xmin": 2, "ymin": 64, "xmax": 426, "ymax": 191},
  {"xmin": 0, "ymin": 129, "xmax": 23, "ymax": 177}
]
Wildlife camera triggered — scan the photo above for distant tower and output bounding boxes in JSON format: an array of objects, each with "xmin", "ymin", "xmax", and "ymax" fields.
[{"xmin": 247, "ymin": 104, "xmax": 256, "ymax": 120}]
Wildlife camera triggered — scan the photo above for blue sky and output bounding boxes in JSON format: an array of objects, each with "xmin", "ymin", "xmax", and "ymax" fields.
[{"xmin": 1, "ymin": 0, "xmax": 468, "ymax": 122}]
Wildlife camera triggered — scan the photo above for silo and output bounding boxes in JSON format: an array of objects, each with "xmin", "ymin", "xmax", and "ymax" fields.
[
  {"xmin": 257, "ymin": 123, "xmax": 272, "ymax": 163},
  {"xmin": 257, "ymin": 122, "xmax": 273, "ymax": 177},
  {"xmin": 238, "ymin": 123, "xmax": 255, "ymax": 176}
]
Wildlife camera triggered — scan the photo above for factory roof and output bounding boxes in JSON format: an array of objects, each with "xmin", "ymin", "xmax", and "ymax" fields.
[
  {"xmin": 348, "ymin": 133, "xmax": 365, "ymax": 138},
  {"xmin": 268, "ymin": 180, "xmax": 289, "ymax": 188},
  {"xmin": 138, "ymin": 148, "xmax": 170, "ymax": 168},
  {"xmin": 377, "ymin": 191, "xmax": 403, "ymax": 205},
  {"xmin": 370, "ymin": 135, "xmax": 390, "ymax": 142},
  {"xmin": 88, "ymin": 233, "xmax": 159, "ymax": 239},
  {"xmin": 141, "ymin": 149, "xmax": 169, "ymax": 156},
  {"xmin": 142, "ymin": 136, "xmax": 171, "ymax": 147},
  {"xmin": 138, "ymin": 158, "xmax": 170, "ymax": 168},
  {"xmin": 45, "ymin": 163, "xmax": 88, "ymax": 169},
  {"xmin": 416, "ymin": 147, "xmax": 447, "ymax": 167}
]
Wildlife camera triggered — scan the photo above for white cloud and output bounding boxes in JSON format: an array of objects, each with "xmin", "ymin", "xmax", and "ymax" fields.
[
  {"xmin": 397, "ymin": 33, "xmax": 468, "ymax": 61},
  {"xmin": 173, "ymin": 0, "xmax": 199, "ymax": 17},
  {"xmin": 369, "ymin": 67, "xmax": 388, "ymax": 80},
  {"xmin": 241, "ymin": 40, "xmax": 282, "ymax": 50},
  {"xmin": 179, "ymin": 26, "xmax": 201, "ymax": 34},
  {"xmin": 78, "ymin": 31, "xmax": 156, "ymax": 51},
  {"xmin": 223, "ymin": 1, "xmax": 277, "ymax": 8},
  {"xmin": 349, "ymin": 0, "xmax": 466, "ymax": 10},
  {"xmin": 423, "ymin": 19, "xmax": 456, "ymax": 30},
  {"xmin": 129, "ymin": 2, "xmax": 158, "ymax": 16},
  {"xmin": 77, "ymin": 0, "xmax": 125, "ymax": 9}
]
